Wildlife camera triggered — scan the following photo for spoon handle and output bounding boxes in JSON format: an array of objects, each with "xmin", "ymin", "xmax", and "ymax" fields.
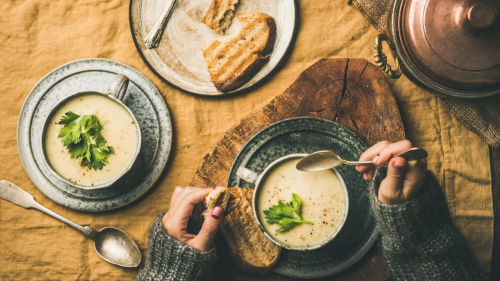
[
  {"xmin": 0, "ymin": 180, "xmax": 97, "ymax": 239},
  {"xmin": 344, "ymin": 148, "xmax": 428, "ymax": 166},
  {"xmin": 144, "ymin": 0, "xmax": 179, "ymax": 49},
  {"xmin": 343, "ymin": 160, "xmax": 373, "ymax": 165}
]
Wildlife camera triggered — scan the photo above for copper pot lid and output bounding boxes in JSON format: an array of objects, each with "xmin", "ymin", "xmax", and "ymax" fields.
[{"xmin": 399, "ymin": 0, "xmax": 500, "ymax": 90}]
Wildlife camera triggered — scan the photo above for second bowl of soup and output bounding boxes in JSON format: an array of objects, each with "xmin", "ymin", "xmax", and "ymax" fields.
[{"xmin": 236, "ymin": 154, "xmax": 349, "ymax": 250}]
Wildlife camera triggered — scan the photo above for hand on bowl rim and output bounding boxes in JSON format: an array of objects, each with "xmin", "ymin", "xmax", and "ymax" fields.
[
  {"xmin": 356, "ymin": 140, "xmax": 427, "ymax": 204},
  {"xmin": 162, "ymin": 186, "xmax": 224, "ymax": 252}
]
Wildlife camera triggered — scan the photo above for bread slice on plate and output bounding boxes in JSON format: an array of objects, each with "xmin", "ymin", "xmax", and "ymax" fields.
[
  {"xmin": 204, "ymin": 187, "xmax": 281, "ymax": 274},
  {"xmin": 202, "ymin": 13, "xmax": 277, "ymax": 93},
  {"xmin": 202, "ymin": 0, "xmax": 239, "ymax": 34}
]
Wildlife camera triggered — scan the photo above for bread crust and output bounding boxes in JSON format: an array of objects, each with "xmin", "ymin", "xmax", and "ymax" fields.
[
  {"xmin": 203, "ymin": 187, "xmax": 281, "ymax": 273},
  {"xmin": 221, "ymin": 187, "xmax": 281, "ymax": 274},
  {"xmin": 214, "ymin": 57, "xmax": 270, "ymax": 92},
  {"xmin": 203, "ymin": 187, "xmax": 232, "ymax": 217}
]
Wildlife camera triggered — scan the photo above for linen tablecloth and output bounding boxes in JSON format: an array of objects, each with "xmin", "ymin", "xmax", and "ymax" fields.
[{"xmin": 0, "ymin": 0, "xmax": 493, "ymax": 279}]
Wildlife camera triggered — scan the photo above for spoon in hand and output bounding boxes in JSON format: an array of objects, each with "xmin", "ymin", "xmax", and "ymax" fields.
[
  {"xmin": 0, "ymin": 180, "xmax": 141, "ymax": 268},
  {"xmin": 296, "ymin": 148, "xmax": 428, "ymax": 172}
]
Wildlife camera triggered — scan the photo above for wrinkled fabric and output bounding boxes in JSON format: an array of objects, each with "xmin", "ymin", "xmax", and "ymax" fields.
[{"xmin": 0, "ymin": 0, "xmax": 493, "ymax": 279}]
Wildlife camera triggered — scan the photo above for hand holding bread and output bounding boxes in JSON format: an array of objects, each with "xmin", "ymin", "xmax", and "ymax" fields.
[{"xmin": 162, "ymin": 186, "xmax": 225, "ymax": 252}]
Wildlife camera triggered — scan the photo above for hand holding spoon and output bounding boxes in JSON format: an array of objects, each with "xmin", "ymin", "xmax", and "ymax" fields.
[
  {"xmin": 296, "ymin": 148, "xmax": 428, "ymax": 172},
  {"xmin": 0, "ymin": 180, "xmax": 141, "ymax": 268}
]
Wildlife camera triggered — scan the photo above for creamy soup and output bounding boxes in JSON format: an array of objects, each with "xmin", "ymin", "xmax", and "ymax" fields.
[
  {"xmin": 257, "ymin": 158, "xmax": 347, "ymax": 248},
  {"xmin": 44, "ymin": 94, "xmax": 139, "ymax": 187}
]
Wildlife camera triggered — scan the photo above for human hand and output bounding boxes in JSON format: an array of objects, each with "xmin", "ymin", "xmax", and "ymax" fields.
[
  {"xmin": 356, "ymin": 140, "xmax": 427, "ymax": 204},
  {"xmin": 162, "ymin": 186, "xmax": 224, "ymax": 252}
]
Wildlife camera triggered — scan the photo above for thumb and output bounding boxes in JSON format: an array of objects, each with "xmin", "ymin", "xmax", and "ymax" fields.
[
  {"xmin": 379, "ymin": 157, "xmax": 407, "ymax": 203},
  {"xmin": 190, "ymin": 207, "xmax": 224, "ymax": 251}
]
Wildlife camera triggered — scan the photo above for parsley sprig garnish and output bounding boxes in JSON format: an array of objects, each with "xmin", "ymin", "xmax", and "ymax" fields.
[
  {"xmin": 57, "ymin": 111, "xmax": 115, "ymax": 171},
  {"xmin": 263, "ymin": 193, "xmax": 313, "ymax": 233}
]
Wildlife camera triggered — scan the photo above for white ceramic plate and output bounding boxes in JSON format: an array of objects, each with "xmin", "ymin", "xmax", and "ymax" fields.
[{"xmin": 130, "ymin": 0, "xmax": 297, "ymax": 96}]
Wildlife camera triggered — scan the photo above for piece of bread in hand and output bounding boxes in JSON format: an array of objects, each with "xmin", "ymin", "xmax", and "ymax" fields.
[
  {"xmin": 202, "ymin": 13, "xmax": 277, "ymax": 93},
  {"xmin": 202, "ymin": 0, "xmax": 239, "ymax": 34},
  {"xmin": 223, "ymin": 187, "xmax": 281, "ymax": 274},
  {"xmin": 203, "ymin": 187, "xmax": 233, "ymax": 217}
]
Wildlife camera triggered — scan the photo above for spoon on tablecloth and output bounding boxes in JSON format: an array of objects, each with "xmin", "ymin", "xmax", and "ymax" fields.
[
  {"xmin": 0, "ymin": 180, "xmax": 141, "ymax": 268},
  {"xmin": 296, "ymin": 148, "xmax": 428, "ymax": 172}
]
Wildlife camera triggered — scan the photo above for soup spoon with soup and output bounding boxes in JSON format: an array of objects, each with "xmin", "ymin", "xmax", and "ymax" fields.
[{"xmin": 296, "ymin": 148, "xmax": 428, "ymax": 172}]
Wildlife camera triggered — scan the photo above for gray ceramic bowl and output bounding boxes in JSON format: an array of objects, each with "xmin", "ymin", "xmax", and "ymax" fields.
[
  {"xmin": 237, "ymin": 153, "xmax": 349, "ymax": 251},
  {"xmin": 40, "ymin": 74, "xmax": 142, "ymax": 190}
]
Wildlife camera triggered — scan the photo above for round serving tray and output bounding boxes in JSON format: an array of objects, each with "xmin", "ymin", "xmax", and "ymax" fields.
[
  {"xmin": 130, "ymin": 0, "xmax": 297, "ymax": 96},
  {"xmin": 227, "ymin": 117, "xmax": 378, "ymax": 279},
  {"xmin": 17, "ymin": 58, "xmax": 172, "ymax": 212}
]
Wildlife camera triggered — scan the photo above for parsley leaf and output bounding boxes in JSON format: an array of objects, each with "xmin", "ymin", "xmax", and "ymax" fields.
[
  {"xmin": 57, "ymin": 111, "xmax": 114, "ymax": 171},
  {"xmin": 290, "ymin": 193, "xmax": 303, "ymax": 219},
  {"xmin": 263, "ymin": 194, "xmax": 312, "ymax": 233},
  {"xmin": 58, "ymin": 111, "xmax": 80, "ymax": 125}
]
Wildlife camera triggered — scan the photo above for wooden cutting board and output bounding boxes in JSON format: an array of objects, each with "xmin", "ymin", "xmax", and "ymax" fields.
[{"xmin": 191, "ymin": 58, "xmax": 404, "ymax": 280}]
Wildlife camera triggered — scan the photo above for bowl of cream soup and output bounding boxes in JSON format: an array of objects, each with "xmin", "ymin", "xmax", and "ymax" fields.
[
  {"xmin": 41, "ymin": 74, "xmax": 142, "ymax": 189},
  {"xmin": 237, "ymin": 154, "xmax": 349, "ymax": 251}
]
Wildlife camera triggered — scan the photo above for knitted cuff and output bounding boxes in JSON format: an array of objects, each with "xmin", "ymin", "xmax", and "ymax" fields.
[
  {"xmin": 369, "ymin": 168, "xmax": 457, "ymax": 255},
  {"xmin": 136, "ymin": 213, "xmax": 218, "ymax": 281}
]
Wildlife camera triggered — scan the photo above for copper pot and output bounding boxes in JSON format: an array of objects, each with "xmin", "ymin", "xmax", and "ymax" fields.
[{"xmin": 374, "ymin": 0, "xmax": 500, "ymax": 98}]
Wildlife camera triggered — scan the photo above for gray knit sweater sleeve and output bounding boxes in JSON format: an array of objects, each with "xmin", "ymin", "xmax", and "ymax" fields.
[
  {"xmin": 135, "ymin": 213, "xmax": 217, "ymax": 281},
  {"xmin": 370, "ymin": 167, "xmax": 486, "ymax": 280}
]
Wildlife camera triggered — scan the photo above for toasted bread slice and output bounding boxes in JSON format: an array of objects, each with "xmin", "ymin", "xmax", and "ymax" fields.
[
  {"xmin": 203, "ymin": 187, "xmax": 233, "ymax": 217},
  {"xmin": 222, "ymin": 187, "xmax": 281, "ymax": 274},
  {"xmin": 202, "ymin": 13, "xmax": 277, "ymax": 92},
  {"xmin": 202, "ymin": 0, "xmax": 239, "ymax": 34}
]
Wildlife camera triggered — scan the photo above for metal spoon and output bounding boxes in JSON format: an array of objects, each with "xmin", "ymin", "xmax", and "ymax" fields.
[
  {"xmin": 0, "ymin": 181, "xmax": 141, "ymax": 268},
  {"xmin": 144, "ymin": 0, "xmax": 179, "ymax": 49},
  {"xmin": 296, "ymin": 148, "xmax": 428, "ymax": 172}
]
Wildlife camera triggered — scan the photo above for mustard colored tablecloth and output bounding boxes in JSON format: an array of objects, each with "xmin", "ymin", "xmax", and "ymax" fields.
[{"xmin": 0, "ymin": 0, "xmax": 493, "ymax": 279}]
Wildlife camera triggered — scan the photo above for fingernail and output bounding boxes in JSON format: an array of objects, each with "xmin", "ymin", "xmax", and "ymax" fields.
[
  {"xmin": 355, "ymin": 165, "xmax": 360, "ymax": 171},
  {"xmin": 394, "ymin": 161, "xmax": 406, "ymax": 169},
  {"xmin": 363, "ymin": 173, "xmax": 368, "ymax": 180},
  {"xmin": 373, "ymin": 154, "xmax": 380, "ymax": 164},
  {"xmin": 215, "ymin": 186, "xmax": 223, "ymax": 190},
  {"xmin": 211, "ymin": 206, "xmax": 223, "ymax": 219}
]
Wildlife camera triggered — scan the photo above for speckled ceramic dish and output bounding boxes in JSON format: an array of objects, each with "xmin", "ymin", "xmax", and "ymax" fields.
[
  {"xmin": 40, "ymin": 75, "xmax": 143, "ymax": 190},
  {"xmin": 236, "ymin": 153, "xmax": 350, "ymax": 251},
  {"xmin": 130, "ymin": 0, "xmax": 297, "ymax": 96},
  {"xmin": 17, "ymin": 59, "xmax": 172, "ymax": 212},
  {"xmin": 227, "ymin": 117, "xmax": 378, "ymax": 278}
]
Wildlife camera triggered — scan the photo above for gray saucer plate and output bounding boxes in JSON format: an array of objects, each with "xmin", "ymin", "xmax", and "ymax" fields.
[
  {"xmin": 17, "ymin": 58, "xmax": 172, "ymax": 212},
  {"xmin": 227, "ymin": 117, "xmax": 378, "ymax": 278}
]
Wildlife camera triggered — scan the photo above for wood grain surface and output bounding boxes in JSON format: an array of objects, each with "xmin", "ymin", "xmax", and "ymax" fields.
[{"xmin": 191, "ymin": 58, "xmax": 405, "ymax": 280}]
